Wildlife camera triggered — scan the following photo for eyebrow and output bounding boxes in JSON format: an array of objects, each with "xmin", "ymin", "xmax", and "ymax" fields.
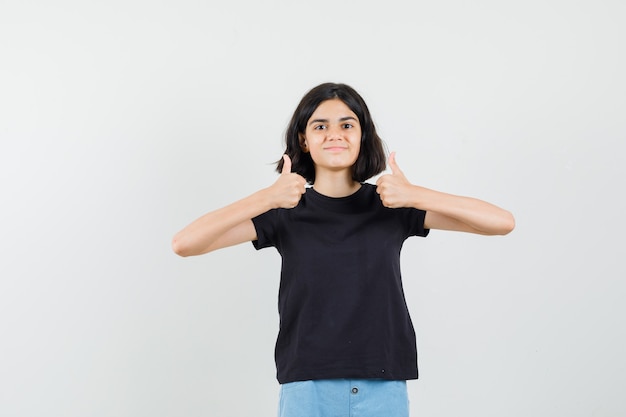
[{"xmin": 308, "ymin": 116, "xmax": 358, "ymax": 126}]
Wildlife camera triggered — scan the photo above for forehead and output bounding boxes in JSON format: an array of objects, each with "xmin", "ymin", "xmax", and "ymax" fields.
[{"xmin": 309, "ymin": 98, "xmax": 358, "ymax": 121}]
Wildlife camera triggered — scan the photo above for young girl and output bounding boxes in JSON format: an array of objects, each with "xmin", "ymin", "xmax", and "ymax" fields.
[{"xmin": 172, "ymin": 83, "xmax": 515, "ymax": 417}]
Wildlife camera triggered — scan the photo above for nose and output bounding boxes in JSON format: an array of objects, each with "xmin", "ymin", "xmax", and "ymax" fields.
[{"xmin": 326, "ymin": 124, "xmax": 343, "ymax": 140}]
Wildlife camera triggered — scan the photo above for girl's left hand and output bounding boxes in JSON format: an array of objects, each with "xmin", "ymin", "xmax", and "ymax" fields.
[
  {"xmin": 377, "ymin": 152, "xmax": 515, "ymax": 235},
  {"xmin": 376, "ymin": 152, "xmax": 415, "ymax": 208}
]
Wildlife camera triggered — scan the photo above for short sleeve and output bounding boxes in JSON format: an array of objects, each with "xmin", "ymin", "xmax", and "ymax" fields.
[
  {"xmin": 251, "ymin": 209, "xmax": 279, "ymax": 250},
  {"xmin": 401, "ymin": 207, "xmax": 430, "ymax": 238}
]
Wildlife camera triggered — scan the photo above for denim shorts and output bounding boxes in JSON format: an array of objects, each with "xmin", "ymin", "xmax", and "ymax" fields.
[{"xmin": 278, "ymin": 379, "xmax": 409, "ymax": 417}]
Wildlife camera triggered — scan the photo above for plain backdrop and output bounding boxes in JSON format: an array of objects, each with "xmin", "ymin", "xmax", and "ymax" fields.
[{"xmin": 1, "ymin": 0, "xmax": 625, "ymax": 416}]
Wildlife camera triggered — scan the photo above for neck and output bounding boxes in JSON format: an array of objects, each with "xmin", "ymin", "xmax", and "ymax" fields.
[{"xmin": 312, "ymin": 170, "xmax": 361, "ymax": 198}]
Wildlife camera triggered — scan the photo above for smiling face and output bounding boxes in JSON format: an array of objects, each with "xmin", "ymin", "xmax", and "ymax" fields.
[{"xmin": 300, "ymin": 98, "xmax": 362, "ymax": 178}]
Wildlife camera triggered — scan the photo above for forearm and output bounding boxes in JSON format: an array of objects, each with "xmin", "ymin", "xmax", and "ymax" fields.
[
  {"xmin": 410, "ymin": 185, "xmax": 515, "ymax": 235},
  {"xmin": 171, "ymin": 188, "xmax": 274, "ymax": 257}
]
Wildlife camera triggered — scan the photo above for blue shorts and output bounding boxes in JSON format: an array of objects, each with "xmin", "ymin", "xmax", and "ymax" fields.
[{"xmin": 278, "ymin": 379, "xmax": 409, "ymax": 417}]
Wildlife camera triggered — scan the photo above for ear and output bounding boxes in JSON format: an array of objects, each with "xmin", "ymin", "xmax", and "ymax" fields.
[{"xmin": 298, "ymin": 133, "xmax": 309, "ymax": 152}]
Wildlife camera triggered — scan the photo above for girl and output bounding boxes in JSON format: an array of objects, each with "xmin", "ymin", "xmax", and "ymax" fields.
[{"xmin": 172, "ymin": 83, "xmax": 515, "ymax": 417}]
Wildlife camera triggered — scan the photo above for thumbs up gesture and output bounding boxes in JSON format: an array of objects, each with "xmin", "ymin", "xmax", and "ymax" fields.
[
  {"xmin": 268, "ymin": 154, "xmax": 307, "ymax": 209},
  {"xmin": 376, "ymin": 152, "xmax": 414, "ymax": 208}
]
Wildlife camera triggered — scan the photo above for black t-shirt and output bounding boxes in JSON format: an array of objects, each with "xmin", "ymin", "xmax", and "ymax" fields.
[{"xmin": 252, "ymin": 183, "xmax": 429, "ymax": 384}]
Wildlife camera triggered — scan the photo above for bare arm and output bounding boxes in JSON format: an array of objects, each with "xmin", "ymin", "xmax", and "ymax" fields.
[
  {"xmin": 172, "ymin": 155, "xmax": 307, "ymax": 257},
  {"xmin": 376, "ymin": 152, "xmax": 515, "ymax": 235}
]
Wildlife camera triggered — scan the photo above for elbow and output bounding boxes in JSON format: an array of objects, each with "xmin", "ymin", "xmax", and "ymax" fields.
[
  {"xmin": 172, "ymin": 233, "xmax": 213, "ymax": 257},
  {"xmin": 498, "ymin": 211, "xmax": 516, "ymax": 235},
  {"xmin": 480, "ymin": 211, "xmax": 515, "ymax": 236},
  {"xmin": 171, "ymin": 234, "xmax": 192, "ymax": 257}
]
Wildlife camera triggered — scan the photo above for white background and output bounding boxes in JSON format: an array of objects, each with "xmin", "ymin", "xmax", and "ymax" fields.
[{"xmin": 1, "ymin": 0, "xmax": 625, "ymax": 416}]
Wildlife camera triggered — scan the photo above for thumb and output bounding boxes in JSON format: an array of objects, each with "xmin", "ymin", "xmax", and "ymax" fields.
[
  {"xmin": 281, "ymin": 154, "xmax": 292, "ymax": 175},
  {"xmin": 389, "ymin": 151, "xmax": 403, "ymax": 176}
]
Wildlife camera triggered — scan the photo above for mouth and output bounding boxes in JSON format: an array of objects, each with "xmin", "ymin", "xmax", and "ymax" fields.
[{"xmin": 324, "ymin": 146, "xmax": 347, "ymax": 152}]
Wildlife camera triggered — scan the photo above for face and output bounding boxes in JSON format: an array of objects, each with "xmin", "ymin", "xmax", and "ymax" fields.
[{"xmin": 300, "ymin": 98, "xmax": 362, "ymax": 176}]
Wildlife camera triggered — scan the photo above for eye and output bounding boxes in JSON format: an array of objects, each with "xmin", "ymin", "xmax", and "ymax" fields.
[
  {"xmin": 342, "ymin": 123, "xmax": 353, "ymax": 129},
  {"xmin": 313, "ymin": 124, "xmax": 326, "ymax": 130}
]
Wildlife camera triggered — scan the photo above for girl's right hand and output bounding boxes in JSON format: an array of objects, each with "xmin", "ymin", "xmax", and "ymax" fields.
[
  {"xmin": 172, "ymin": 154, "xmax": 305, "ymax": 256},
  {"xmin": 267, "ymin": 154, "xmax": 306, "ymax": 209}
]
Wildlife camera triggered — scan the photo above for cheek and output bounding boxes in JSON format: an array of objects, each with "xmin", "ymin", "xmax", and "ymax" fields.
[
  {"xmin": 304, "ymin": 132, "xmax": 322, "ymax": 145},
  {"xmin": 353, "ymin": 136, "xmax": 362, "ymax": 153}
]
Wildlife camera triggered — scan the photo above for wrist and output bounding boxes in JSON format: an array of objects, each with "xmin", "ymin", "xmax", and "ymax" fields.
[
  {"xmin": 407, "ymin": 184, "xmax": 438, "ymax": 210},
  {"xmin": 257, "ymin": 187, "xmax": 278, "ymax": 211}
]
